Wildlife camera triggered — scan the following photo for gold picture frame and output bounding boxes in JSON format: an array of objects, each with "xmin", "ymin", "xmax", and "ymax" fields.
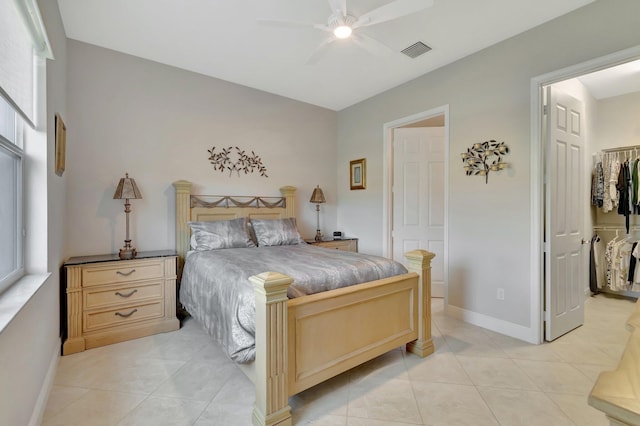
[
  {"xmin": 55, "ymin": 113, "xmax": 66, "ymax": 176},
  {"xmin": 350, "ymin": 158, "xmax": 366, "ymax": 190}
]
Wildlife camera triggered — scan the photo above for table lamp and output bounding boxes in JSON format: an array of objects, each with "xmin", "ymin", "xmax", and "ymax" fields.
[
  {"xmin": 113, "ymin": 173, "xmax": 142, "ymax": 259},
  {"xmin": 309, "ymin": 185, "xmax": 325, "ymax": 242}
]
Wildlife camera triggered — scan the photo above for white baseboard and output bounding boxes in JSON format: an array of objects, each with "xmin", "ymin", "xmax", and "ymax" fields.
[
  {"xmin": 445, "ymin": 304, "xmax": 539, "ymax": 344},
  {"xmin": 29, "ymin": 338, "xmax": 60, "ymax": 426}
]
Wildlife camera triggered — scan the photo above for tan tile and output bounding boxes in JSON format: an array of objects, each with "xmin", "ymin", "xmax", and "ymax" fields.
[
  {"xmin": 443, "ymin": 331, "xmax": 509, "ymax": 359},
  {"xmin": 546, "ymin": 392, "xmax": 609, "ymax": 426},
  {"xmin": 514, "ymin": 359, "xmax": 595, "ymax": 395},
  {"xmin": 404, "ymin": 351, "xmax": 472, "ymax": 385},
  {"xmin": 348, "ymin": 377, "xmax": 421, "ymax": 424},
  {"xmin": 456, "ymin": 356, "xmax": 538, "ymax": 390},
  {"xmin": 411, "ymin": 382, "xmax": 498, "ymax": 425},
  {"xmin": 478, "ymin": 387, "xmax": 574, "ymax": 426},
  {"xmin": 290, "ymin": 372, "xmax": 350, "ymax": 420},
  {"xmin": 573, "ymin": 363, "xmax": 609, "ymax": 383},
  {"xmin": 347, "ymin": 417, "xmax": 418, "ymax": 425},
  {"xmin": 549, "ymin": 341, "xmax": 619, "ymax": 366},
  {"xmin": 42, "ymin": 390, "xmax": 146, "ymax": 426},
  {"xmin": 152, "ymin": 359, "xmax": 238, "ymax": 401},
  {"xmin": 116, "ymin": 396, "xmax": 207, "ymax": 426},
  {"xmin": 349, "ymin": 350, "xmax": 408, "ymax": 383},
  {"xmin": 193, "ymin": 399, "xmax": 254, "ymax": 426},
  {"xmin": 43, "ymin": 385, "xmax": 90, "ymax": 419}
]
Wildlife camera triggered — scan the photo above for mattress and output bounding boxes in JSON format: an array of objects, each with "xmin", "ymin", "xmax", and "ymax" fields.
[{"xmin": 179, "ymin": 244, "xmax": 408, "ymax": 363}]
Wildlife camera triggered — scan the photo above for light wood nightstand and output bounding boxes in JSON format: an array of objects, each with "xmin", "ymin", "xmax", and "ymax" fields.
[
  {"xmin": 62, "ymin": 250, "xmax": 180, "ymax": 355},
  {"xmin": 306, "ymin": 238, "xmax": 358, "ymax": 253}
]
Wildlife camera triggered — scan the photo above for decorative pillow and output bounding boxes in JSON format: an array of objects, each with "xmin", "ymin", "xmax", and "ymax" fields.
[
  {"xmin": 251, "ymin": 218, "xmax": 305, "ymax": 247},
  {"xmin": 188, "ymin": 218, "xmax": 255, "ymax": 251}
]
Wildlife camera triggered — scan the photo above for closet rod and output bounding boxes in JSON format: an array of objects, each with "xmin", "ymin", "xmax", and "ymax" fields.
[
  {"xmin": 601, "ymin": 145, "xmax": 640, "ymax": 153},
  {"xmin": 593, "ymin": 225, "xmax": 640, "ymax": 231}
]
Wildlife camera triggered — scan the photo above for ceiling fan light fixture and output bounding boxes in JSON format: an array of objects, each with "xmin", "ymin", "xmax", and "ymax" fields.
[
  {"xmin": 329, "ymin": 12, "xmax": 355, "ymax": 39},
  {"xmin": 334, "ymin": 25, "xmax": 352, "ymax": 39}
]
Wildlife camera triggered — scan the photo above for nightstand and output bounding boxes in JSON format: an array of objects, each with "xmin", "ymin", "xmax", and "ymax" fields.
[
  {"xmin": 62, "ymin": 250, "xmax": 180, "ymax": 355},
  {"xmin": 306, "ymin": 238, "xmax": 358, "ymax": 253}
]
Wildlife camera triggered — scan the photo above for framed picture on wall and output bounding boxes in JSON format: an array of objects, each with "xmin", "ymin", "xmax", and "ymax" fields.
[
  {"xmin": 55, "ymin": 113, "xmax": 66, "ymax": 177},
  {"xmin": 350, "ymin": 158, "xmax": 366, "ymax": 190}
]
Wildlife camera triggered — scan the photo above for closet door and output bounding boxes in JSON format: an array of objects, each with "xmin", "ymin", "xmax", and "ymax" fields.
[{"xmin": 545, "ymin": 86, "xmax": 585, "ymax": 341}]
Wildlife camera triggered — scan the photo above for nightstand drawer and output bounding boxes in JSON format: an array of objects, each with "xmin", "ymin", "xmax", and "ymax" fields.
[
  {"xmin": 312, "ymin": 239, "xmax": 358, "ymax": 252},
  {"xmin": 84, "ymin": 301, "xmax": 164, "ymax": 332},
  {"xmin": 84, "ymin": 281, "xmax": 164, "ymax": 310},
  {"xmin": 82, "ymin": 260, "xmax": 165, "ymax": 287}
]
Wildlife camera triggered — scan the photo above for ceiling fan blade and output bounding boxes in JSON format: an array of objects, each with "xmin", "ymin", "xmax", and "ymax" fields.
[
  {"xmin": 353, "ymin": 0, "xmax": 434, "ymax": 29},
  {"xmin": 306, "ymin": 37, "xmax": 337, "ymax": 65},
  {"xmin": 351, "ymin": 33, "xmax": 395, "ymax": 56},
  {"xmin": 327, "ymin": 0, "xmax": 347, "ymax": 16}
]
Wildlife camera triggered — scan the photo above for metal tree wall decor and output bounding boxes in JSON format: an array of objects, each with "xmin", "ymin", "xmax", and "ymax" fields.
[
  {"xmin": 461, "ymin": 140, "xmax": 509, "ymax": 184},
  {"xmin": 208, "ymin": 146, "xmax": 268, "ymax": 177}
]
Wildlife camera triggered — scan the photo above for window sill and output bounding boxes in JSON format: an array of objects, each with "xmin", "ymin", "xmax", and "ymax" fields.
[{"xmin": 0, "ymin": 273, "xmax": 51, "ymax": 336}]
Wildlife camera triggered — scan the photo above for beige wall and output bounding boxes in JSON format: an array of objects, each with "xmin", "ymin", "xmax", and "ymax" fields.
[
  {"xmin": 65, "ymin": 41, "xmax": 338, "ymax": 257},
  {"xmin": 336, "ymin": 0, "xmax": 640, "ymax": 337}
]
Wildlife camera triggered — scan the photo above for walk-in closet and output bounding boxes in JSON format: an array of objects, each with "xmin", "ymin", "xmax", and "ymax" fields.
[
  {"xmin": 591, "ymin": 146, "xmax": 640, "ymax": 299},
  {"xmin": 547, "ymin": 59, "xmax": 640, "ymax": 339}
]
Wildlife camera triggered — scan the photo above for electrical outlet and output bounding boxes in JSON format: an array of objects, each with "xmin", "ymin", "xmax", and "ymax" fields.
[{"xmin": 497, "ymin": 288, "xmax": 505, "ymax": 300}]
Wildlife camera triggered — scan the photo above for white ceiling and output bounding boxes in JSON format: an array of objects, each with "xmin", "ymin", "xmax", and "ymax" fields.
[
  {"xmin": 578, "ymin": 60, "xmax": 640, "ymax": 100},
  {"xmin": 57, "ymin": 0, "xmax": 598, "ymax": 111}
]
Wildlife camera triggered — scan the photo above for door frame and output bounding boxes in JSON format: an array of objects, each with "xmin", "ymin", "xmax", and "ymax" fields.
[
  {"xmin": 382, "ymin": 105, "xmax": 450, "ymax": 299},
  {"xmin": 530, "ymin": 45, "xmax": 640, "ymax": 343}
]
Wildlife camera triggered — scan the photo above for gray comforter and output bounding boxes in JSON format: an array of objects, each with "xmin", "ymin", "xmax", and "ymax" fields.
[{"xmin": 179, "ymin": 244, "xmax": 408, "ymax": 363}]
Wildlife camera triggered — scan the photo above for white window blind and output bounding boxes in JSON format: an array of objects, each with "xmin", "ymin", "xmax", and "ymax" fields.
[{"xmin": 0, "ymin": 0, "xmax": 52, "ymax": 127}]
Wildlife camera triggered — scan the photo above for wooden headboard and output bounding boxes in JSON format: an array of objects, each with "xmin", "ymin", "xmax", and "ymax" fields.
[{"xmin": 172, "ymin": 180, "xmax": 297, "ymax": 271}]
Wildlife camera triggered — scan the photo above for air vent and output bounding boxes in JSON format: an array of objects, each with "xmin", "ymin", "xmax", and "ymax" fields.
[{"xmin": 401, "ymin": 41, "xmax": 431, "ymax": 59}]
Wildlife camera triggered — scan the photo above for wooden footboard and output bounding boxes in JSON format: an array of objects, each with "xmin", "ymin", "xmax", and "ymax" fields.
[{"xmin": 249, "ymin": 249, "xmax": 435, "ymax": 426}]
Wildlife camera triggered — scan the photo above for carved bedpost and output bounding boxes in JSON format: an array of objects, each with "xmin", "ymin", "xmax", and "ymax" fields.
[
  {"xmin": 405, "ymin": 249, "xmax": 436, "ymax": 358},
  {"xmin": 249, "ymin": 272, "xmax": 293, "ymax": 426},
  {"xmin": 173, "ymin": 180, "xmax": 192, "ymax": 274},
  {"xmin": 280, "ymin": 186, "xmax": 296, "ymax": 219}
]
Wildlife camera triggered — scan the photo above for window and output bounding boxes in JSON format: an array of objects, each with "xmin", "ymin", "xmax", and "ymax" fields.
[
  {"xmin": 0, "ymin": 0, "xmax": 51, "ymax": 296},
  {"xmin": 0, "ymin": 96, "xmax": 23, "ymax": 295}
]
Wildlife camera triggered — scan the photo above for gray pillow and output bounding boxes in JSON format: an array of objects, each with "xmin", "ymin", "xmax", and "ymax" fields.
[
  {"xmin": 188, "ymin": 218, "xmax": 255, "ymax": 251},
  {"xmin": 251, "ymin": 218, "xmax": 305, "ymax": 246}
]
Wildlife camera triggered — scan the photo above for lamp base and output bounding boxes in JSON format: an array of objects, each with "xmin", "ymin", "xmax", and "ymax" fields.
[
  {"xmin": 314, "ymin": 230, "xmax": 323, "ymax": 242},
  {"xmin": 118, "ymin": 246, "xmax": 137, "ymax": 260}
]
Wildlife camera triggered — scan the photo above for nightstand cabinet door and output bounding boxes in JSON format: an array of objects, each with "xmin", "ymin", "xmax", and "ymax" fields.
[{"xmin": 63, "ymin": 255, "xmax": 179, "ymax": 355}]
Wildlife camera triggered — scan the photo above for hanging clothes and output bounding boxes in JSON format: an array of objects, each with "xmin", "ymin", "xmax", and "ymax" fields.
[
  {"xmin": 592, "ymin": 160, "xmax": 604, "ymax": 208},
  {"xmin": 589, "ymin": 234, "xmax": 602, "ymax": 294},
  {"xmin": 603, "ymin": 154, "xmax": 613, "ymax": 212},
  {"xmin": 634, "ymin": 158, "xmax": 640, "ymax": 214},
  {"xmin": 617, "ymin": 161, "xmax": 631, "ymax": 233},
  {"xmin": 610, "ymin": 158, "xmax": 621, "ymax": 210}
]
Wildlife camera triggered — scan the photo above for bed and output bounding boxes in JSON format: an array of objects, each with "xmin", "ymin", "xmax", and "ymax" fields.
[{"xmin": 173, "ymin": 180, "xmax": 435, "ymax": 426}]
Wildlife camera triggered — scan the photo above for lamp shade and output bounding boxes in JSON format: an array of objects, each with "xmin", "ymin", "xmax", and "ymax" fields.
[
  {"xmin": 309, "ymin": 185, "xmax": 325, "ymax": 204},
  {"xmin": 113, "ymin": 173, "xmax": 142, "ymax": 200}
]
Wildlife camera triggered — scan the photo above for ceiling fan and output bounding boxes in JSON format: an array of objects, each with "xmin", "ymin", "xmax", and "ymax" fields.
[{"xmin": 259, "ymin": 0, "xmax": 434, "ymax": 64}]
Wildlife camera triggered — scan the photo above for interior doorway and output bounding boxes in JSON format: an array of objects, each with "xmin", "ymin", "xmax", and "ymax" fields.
[
  {"xmin": 532, "ymin": 46, "xmax": 640, "ymax": 343},
  {"xmin": 382, "ymin": 106, "xmax": 449, "ymax": 298}
]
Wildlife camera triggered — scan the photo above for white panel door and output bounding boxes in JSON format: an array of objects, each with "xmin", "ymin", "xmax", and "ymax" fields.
[
  {"xmin": 545, "ymin": 86, "xmax": 585, "ymax": 341},
  {"xmin": 393, "ymin": 127, "xmax": 445, "ymax": 297}
]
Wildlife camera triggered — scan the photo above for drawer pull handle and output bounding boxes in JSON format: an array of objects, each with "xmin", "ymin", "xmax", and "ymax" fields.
[
  {"xmin": 115, "ymin": 289, "xmax": 138, "ymax": 298},
  {"xmin": 115, "ymin": 309, "xmax": 138, "ymax": 318},
  {"xmin": 116, "ymin": 269, "xmax": 136, "ymax": 277}
]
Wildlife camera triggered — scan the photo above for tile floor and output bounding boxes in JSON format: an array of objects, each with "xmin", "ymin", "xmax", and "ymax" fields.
[{"xmin": 43, "ymin": 294, "xmax": 636, "ymax": 425}]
